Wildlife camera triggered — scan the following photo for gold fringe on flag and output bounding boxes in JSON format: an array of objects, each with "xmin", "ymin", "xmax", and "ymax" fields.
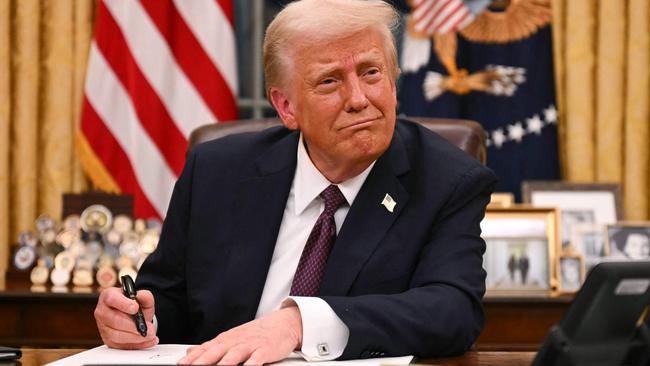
[{"xmin": 75, "ymin": 132, "xmax": 122, "ymax": 194}]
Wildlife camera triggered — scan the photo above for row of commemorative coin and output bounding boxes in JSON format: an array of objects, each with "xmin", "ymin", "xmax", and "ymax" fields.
[{"xmin": 13, "ymin": 204, "xmax": 161, "ymax": 288}]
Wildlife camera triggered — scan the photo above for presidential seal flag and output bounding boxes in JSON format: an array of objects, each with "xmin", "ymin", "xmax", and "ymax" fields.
[
  {"xmin": 77, "ymin": 0, "xmax": 238, "ymax": 219},
  {"xmin": 399, "ymin": 0, "xmax": 558, "ymax": 200}
]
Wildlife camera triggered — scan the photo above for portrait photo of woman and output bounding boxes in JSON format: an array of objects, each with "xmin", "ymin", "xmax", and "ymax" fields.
[{"xmin": 607, "ymin": 225, "xmax": 650, "ymax": 260}]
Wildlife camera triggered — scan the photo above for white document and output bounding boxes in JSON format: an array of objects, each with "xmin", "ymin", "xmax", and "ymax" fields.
[
  {"xmin": 45, "ymin": 345, "xmax": 414, "ymax": 366},
  {"xmin": 45, "ymin": 345, "xmax": 190, "ymax": 365}
]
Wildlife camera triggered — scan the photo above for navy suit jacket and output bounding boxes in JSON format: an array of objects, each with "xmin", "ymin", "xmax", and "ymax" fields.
[{"xmin": 136, "ymin": 119, "xmax": 497, "ymax": 359}]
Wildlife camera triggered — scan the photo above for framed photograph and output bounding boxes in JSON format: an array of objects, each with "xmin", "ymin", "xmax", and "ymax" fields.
[
  {"xmin": 558, "ymin": 254, "xmax": 585, "ymax": 293},
  {"xmin": 606, "ymin": 222, "xmax": 650, "ymax": 260},
  {"xmin": 481, "ymin": 207, "xmax": 560, "ymax": 294},
  {"xmin": 521, "ymin": 181, "xmax": 622, "ymax": 250},
  {"xmin": 570, "ymin": 222, "xmax": 608, "ymax": 271}
]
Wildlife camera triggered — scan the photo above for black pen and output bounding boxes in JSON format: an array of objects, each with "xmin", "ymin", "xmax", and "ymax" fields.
[{"xmin": 121, "ymin": 275, "xmax": 148, "ymax": 337}]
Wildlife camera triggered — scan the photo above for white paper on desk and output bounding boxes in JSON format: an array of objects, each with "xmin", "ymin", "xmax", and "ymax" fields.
[
  {"xmin": 45, "ymin": 345, "xmax": 190, "ymax": 365},
  {"xmin": 45, "ymin": 345, "xmax": 414, "ymax": 366}
]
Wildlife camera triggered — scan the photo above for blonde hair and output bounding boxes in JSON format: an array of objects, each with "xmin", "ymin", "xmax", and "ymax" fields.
[{"xmin": 263, "ymin": 0, "xmax": 400, "ymax": 98}]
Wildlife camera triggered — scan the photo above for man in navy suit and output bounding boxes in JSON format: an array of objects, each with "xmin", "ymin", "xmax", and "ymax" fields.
[{"xmin": 93, "ymin": 0, "xmax": 496, "ymax": 364}]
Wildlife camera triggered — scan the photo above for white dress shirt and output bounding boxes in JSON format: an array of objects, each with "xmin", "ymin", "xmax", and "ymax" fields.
[{"xmin": 255, "ymin": 134, "xmax": 375, "ymax": 360}]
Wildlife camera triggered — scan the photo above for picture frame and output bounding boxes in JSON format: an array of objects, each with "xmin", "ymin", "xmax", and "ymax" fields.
[
  {"xmin": 481, "ymin": 206, "xmax": 560, "ymax": 294},
  {"xmin": 521, "ymin": 181, "xmax": 622, "ymax": 251},
  {"xmin": 605, "ymin": 222, "xmax": 650, "ymax": 261},
  {"xmin": 488, "ymin": 192, "xmax": 515, "ymax": 208},
  {"xmin": 569, "ymin": 222, "xmax": 608, "ymax": 271},
  {"xmin": 557, "ymin": 253, "xmax": 585, "ymax": 293}
]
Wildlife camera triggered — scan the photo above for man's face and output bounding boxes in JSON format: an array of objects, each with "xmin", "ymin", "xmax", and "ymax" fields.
[
  {"xmin": 272, "ymin": 30, "xmax": 397, "ymax": 180},
  {"xmin": 624, "ymin": 233, "xmax": 650, "ymax": 259}
]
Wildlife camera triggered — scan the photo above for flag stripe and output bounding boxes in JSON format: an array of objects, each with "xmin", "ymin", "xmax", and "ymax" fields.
[
  {"xmin": 80, "ymin": 0, "xmax": 238, "ymax": 218},
  {"xmin": 174, "ymin": 0, "xmax": 238, "ymax": 96},
  {"xmin": 435, "ymin": 3, "xmax": 471, "ymax": 33},
  {"xmin": 141, "ymin": 0, "xmax": 238, "ymax": 123},
  {"xmin": 81, "ymin": 98, "xmax": 160, "ymax": 219},
  {"xmin": 95, "ymin": 1, "xmax": 186, "ymax": 175},
  {"xmin": 429, "ymin": 1, "xmax": 456, "ymax": 30},
  {"xmin": 413, "ymin": 0, "xmax": 474, "ymax": 34},
  {"xmin": 413, "ymin": 0, "xmax": 437, "ymax": 24},
  {"xmin": 84, "ymin": 43, "xmax": 176, "ymax": 216},
  {"xmin": 430, "ymin": 1, "xmax": 462, "ymax": 32},
  {"xmin": 422, "ymin": 0, "xmax": 451, "ymax": 33},
  {"xmin": 215, "ymin": 0, "xmax": 234, "ymax": 26},
  {"xmin": 103, "ymin": 0, "xmax": 217, "ymax": 137}
]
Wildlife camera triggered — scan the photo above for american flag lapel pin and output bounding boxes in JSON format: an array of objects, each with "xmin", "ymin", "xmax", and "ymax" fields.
[{"xmin": 381, "ymin": 193, "xmax": 396, "ymax": 213}]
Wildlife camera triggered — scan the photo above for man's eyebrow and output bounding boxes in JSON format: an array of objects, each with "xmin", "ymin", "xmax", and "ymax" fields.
[
  {"xmin": 310, "ymin": 63, "xmax": 341, "ymax": 79},
  {"xmin": 355, "ymin": 51, "xmax": 386, "ymax": 67},
  {"xmin": 309, "ymin": 52, "xmax": 385, "ymax": 79},
  {"xmin": 357, "ymin": 57, "xmax": 384, "ymax": 69}
]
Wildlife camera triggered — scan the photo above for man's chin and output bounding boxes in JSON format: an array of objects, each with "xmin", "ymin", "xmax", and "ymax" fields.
[{"xmin": 346, "ymin": 139, "xmax": 390, "ymax": 163}]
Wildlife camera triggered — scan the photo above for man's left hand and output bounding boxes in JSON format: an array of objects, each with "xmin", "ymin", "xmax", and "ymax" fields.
[{"xmin": 177, "ymin": 306, "xmax": 303, "ymax": 365}]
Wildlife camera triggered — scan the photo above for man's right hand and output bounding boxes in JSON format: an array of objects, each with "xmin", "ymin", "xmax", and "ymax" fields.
[{"xmin": 94, "ymin": 287, "xmax": 158, "ymax": 349}]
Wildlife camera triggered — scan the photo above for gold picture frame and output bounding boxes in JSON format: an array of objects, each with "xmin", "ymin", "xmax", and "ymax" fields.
[
  {"xmin": 481, "ymin": 206, "xmax": 560, "ymax": 295},
  {"xmin": 488, "ymin": 192, "xmax": 515, "ymax": 208}
]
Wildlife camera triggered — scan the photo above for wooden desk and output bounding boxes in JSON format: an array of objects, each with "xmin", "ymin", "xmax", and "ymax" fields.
[
  {"xmin": 427, "ymin": 351, "xmax": 536, "ymax": 365},
  {"xmin": 3, "ymin": 349, "xmax": 537, "ymax": 366},
  {"xmin": 0, "ymin": 281, "xmax": 571, "ymax": 350},
  {"xmin": 0, "ymin": 348, "xmax": 83, "ymax": 366},
  {"xmin": 479, "ymin": 293, "xmax": 572, "ymax": 350},
  {"xmin": 0, "ymin": 282, "xmax": 101, "ymax": 348}
]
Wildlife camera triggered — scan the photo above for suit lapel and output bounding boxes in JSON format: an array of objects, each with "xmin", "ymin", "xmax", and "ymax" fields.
[
  {"xmin": 223, "ymin": 132, "xmax": 299, "ymax": 321},
  {"xmin": 319, "ymin": 131, "xmax": 411, "ymax": 296}
]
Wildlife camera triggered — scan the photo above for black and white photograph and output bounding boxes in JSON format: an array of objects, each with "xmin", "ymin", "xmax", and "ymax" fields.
[
  {"xmin": 607, "ymin": 224, "xmax": 650, "ymax": 260},
  {"xmin": 522, "ymin": 182, "xmax": 621, "ymax": 250},
  {"xmin": 560, "ymin": 209, "xmax": 595, "ymax": 248},
  {"xmin": 484, "ymin": 239, "xmax": 550, "ymax": 291},
  {"xmin": 570, "ymin": 222, "xmax": 607, "ymax": 271},
  {"xmin": 481, "ymin": 207, "xmax": 559, "ymax": 293},
  {"xmin": 558, "ymin": 255, "xmax": 584, "ymax": 292}
]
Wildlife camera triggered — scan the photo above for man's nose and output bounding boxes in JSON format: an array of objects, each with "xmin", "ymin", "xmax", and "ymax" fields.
[{"xmin": 343, "ymin": 76, "xmax": 369, "ymax": 112}]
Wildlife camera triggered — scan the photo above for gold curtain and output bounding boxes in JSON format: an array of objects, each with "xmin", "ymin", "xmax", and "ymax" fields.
[
  {"xmin": 0, "ymin": 0, "xmax": 95, "ymax": 282},
  {"xmin": 553, "ymin": 0, "xmax": 650, "ymax": 220}
]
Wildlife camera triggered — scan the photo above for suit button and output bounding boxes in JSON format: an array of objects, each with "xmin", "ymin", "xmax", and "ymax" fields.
[{"xmin": 361, "ymin": 350, "xmax": 371, "ymax": 358}]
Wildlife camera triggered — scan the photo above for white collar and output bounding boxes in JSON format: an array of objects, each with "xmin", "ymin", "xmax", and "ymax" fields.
[{"xmin": 294, "ymin": 134, "xmax": 375, "ymax": 215}]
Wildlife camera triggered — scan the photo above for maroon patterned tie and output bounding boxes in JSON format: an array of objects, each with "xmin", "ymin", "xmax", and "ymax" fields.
[{"xmin": 290, "ymin": 185, "xmax": 347, "ymax": 296}]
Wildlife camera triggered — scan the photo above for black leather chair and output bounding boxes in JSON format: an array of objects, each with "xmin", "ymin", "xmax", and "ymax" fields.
[{"xmin": 188, "ymin": 117, "xmax": 486, "ymax": 164}]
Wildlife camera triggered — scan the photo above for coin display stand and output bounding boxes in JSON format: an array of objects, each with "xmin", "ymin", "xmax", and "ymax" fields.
[{"xmin": 11, "ymin": 204, "xmax": 161, "ymax": 290}]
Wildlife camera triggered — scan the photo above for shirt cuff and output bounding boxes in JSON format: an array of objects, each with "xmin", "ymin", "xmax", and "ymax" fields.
[{"xmin": 282, "ymin": 296, "xmax": 350, "ymax": 361}]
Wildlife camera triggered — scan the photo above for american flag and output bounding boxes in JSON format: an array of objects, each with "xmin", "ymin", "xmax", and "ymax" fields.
[
  {"xmin": 78, "ymin": 0, "xmax": 238, "ymax": 219},
  {"xmin": 411, "ymin": 0, "xmax": 476, "ymax": 35}
]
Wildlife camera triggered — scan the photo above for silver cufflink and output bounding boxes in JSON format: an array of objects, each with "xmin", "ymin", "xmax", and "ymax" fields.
[{"xmin": 317, "ymin": 343, "xmax": 330, "ymax": 356}]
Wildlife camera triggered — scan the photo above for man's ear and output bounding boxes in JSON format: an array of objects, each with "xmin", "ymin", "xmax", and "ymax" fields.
[{"xmin": 269, "ymin": 87, "xmax": 298, "ymax": 130}]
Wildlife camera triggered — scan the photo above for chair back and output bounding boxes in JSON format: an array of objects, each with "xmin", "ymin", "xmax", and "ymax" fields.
[{"xmin": 188, "ymin": 117, "xmax": 486, "ymax": 164}]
